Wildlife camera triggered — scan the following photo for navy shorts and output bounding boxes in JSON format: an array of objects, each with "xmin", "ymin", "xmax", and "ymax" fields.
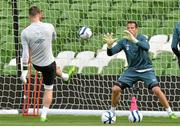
[
  {"xmin": 33, "ymin": 61, "xmax": 56, "ymax": 85},
  {"xmin": 118, "ymin": 69, "xmax": 158, "ymax": 90}
]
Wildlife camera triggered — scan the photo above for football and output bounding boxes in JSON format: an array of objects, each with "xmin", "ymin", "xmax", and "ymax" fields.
[
  {"xmin": 128, "ymin": 110, "xmax": 143, "ymax": 123},
  {"xmin": 101, "ymin": 111, "xmax": 116, "ymax": 124},
  {"xmin": 79, "ymin": 26, "xmax": 92, "ymax": 39}
]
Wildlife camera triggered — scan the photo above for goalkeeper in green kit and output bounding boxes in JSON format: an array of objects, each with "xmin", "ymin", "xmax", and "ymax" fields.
[{"xmin": 103, "ymin": 21, "xmax": 177, "ymax": 119}]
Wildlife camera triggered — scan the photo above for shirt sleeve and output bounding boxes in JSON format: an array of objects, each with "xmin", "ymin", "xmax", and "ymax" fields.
[
  {"xmin": 107, "ymin": 40, "xmax": 123, "ymax": 56},
  {"xmin": 171, "ymin": 24, "xmax": 180, "ymax": 57},
  {"xmin": 136, "ymin": 35, "xmax": 150, "ymax": 51},
  {"xmin": 21, "ymin": 31, "xmax": 29, "ymax": 66}
]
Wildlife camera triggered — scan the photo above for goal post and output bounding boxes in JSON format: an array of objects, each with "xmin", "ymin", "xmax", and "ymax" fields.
[{"xmin": 0, "ymin": 0, "xmax": 180, "ymax": 117}]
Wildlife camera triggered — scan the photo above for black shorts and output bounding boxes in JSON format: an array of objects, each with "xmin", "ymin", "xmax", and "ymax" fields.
[{"xmin": 33, "ymin": 61, "xmax": 56, "ymax": 85}]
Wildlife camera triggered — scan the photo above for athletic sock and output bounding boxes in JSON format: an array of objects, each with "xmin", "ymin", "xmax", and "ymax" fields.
[
  {"xmin": 110, "ymin": 106, "xmax": 116, "ymax": 114},
  {"xmin": 61, "ymin": 72, "xmax": 69, "ymax": 81},
  {"xmin": 41, "ymin": 106, "xmax": 49, "ymax": 119},
  {"xmin": 166, "ymin": 107, "xmax": 172, "ymax": 115}
]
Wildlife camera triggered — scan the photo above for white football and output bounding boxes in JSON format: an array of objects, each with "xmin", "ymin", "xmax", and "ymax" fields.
[
  {"xmin": 128, "ymin": 110, "xmax": 143, "ymax": 123},
  {"xmin": 79, "ymin": 26, "xmax": 92, "ymax": 39},
  {"xmin": 101, "ymin": 111, "xmax": 116, "ymax": 124}
]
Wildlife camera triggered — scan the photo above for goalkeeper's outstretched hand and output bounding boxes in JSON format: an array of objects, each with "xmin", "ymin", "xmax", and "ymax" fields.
[
  {"xmin": 103, "ymin": 33, "xmax": 117, "ymax": 48},
  {"xmin": 123, "ymin": 30, "xmax": 138, "ymax": 43}
]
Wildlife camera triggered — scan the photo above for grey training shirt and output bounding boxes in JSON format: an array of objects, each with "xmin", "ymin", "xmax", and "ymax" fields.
[{"xmin": 21, "ymin": 21, "xmax": 56, "ymax": 66}]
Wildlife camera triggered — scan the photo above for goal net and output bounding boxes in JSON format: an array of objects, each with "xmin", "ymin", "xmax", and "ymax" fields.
[{"xmin": 0, "ymin": 0, "xmax": 180, "ymax": 116}]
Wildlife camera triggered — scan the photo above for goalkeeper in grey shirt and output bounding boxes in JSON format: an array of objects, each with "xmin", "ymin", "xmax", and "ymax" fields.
[{"xmin": 20, "ymin": 6, "xmax": 75, "ymax": 122}]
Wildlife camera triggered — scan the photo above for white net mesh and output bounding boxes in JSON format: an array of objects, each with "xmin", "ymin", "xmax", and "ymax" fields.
[{"xmin": 0, "ymin": 0, "xmax": 180, "ymax": 114}]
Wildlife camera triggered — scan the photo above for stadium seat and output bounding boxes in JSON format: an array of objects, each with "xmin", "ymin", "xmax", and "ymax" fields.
[
  {"xmin": 158, "ymin": 42, "xmax": 173, "ymax": 54},
  {"xmin": 104, "ymin": 10, "xmax": 123, "ymax": 25},
  {"xmin": 149, "ymin": 35, "xmax": 168, "ymax": 58},
  {"xmin": 56, "ymin": 51, "xmax": 76, "ymax": 59},
  {"xmin": 169, "ymin": 61, "xmax": 179, "ymax": 69},
  {"xmin": 19, "ymin": 10, "xmax": 29, "ymax": 18},
  {"xmin": 81, "ymin": 58, "xmax": 110, "ymax": 74},
  {"xmin": 115, "ymin": 26, "xmax": 126, "ymax": 38},
  {"xmin": 128, "ymin": 2, "xmax": 150, "ymax": 21},
  {"xmin": 138, "ymin": 27, "xmax": 155, "ymax": 37},
  {"xmin": 1, "ymin": 37, "xmax": 15, "ymax": 66},
  {"xmin": 48, "ymin": 0, "xmax": 69, "ymax": 3},
  {"xmin": 0, "ymin": 9, "xmax": 12, "ymax": 18},
  {"xmin": 43, "ymin": 17, "xmax": 57, "ymax": 27},
  {"xmin": 96, "ymin": 50, "xmax": 115, "ymax": 61},
  {"xmin": 141, "ymin": 19, "xmax": 161, "ymax": 28},
  {"xmin": 101, "ymin": 19, "xmax": 117, "ymax": 33},
  {"xmin": 63, "ymin": 65, "xmax": 78, "ymax": 74},
  {"xmin": 60, "ymin": 11, "xmax": 81, "ymax": 21},
  {"xmin": 58, "ymin": 19, "xmax": 80, "ymax": 30},
  {"xmin": 29, "ymin": 0, "xmax": 47, "ymax": 3},
  {"xmin": 149, "ymin": 34, "xmax": 168, "ymax": 44},
  {"xmin": 152, "ymin": 60, "xmax": 165, "ymax": 76},
  {"xmin": 67, "ymin": 58, "xmax": 90, "ymax": 73},
  {"xmin": 3, "ymin": 65, "xmax": 17, "ymax": 75},
  {"xmin": 101, "ymin": 59, "xmax": 125, "ymax": 75},
  {"xmin": 90, "ymin": 0, "xmax": 112, "ymax": 3},
  {"xmin": 154, "ymin": 27, "xmax": 172, "ymax": 35},
  {"xmin": 111, "ymin": 1, "xmax": 131, "ymax": 12},
  {"xmin": 87, "ymin": 11, "xmax": 104, "ymax": 19},
  {"xmin": 101, "ymin": 42, "xmax": 117, "ymax": 50},
  {"xmin": 81, "ymin": 66, "xmax": 99, "ymax": 75},
  {"xmin": 32, "ymin": 3, "xmax": 50, "ymax": 10},
  {"xmin": 80, "ymin": 19, "xmax": 100, "ymax": 33},
  {"xmin": 156, "ymin": 52, "xmax": 174, "ymax": 68},
  {"xmin": 0, "ymin": 1, "xmax": 10, "ymax": 11},
  {"xmin": 1, "ymin": 35, "xmax": 14, "ymax": 44},
  {"xmin": 167, "ymin": 34, "xmax": 173, "ymax": 44},
  {"xmin": 0, "ymin": 18, "xmax": 12, "ymax": 35},
  {"xmin": 162, "ymin": 19, "xmax": 180, "ymax": 28},
  {"xmin": 56, "ymin": 26, "xmax": 70, "ymax": 42},
  {"xmin": 165, "ymin": 68, "xmax": 180, "ymax": 77},
  {"xmin": 66, "ymin": 51, "xmax": 95, "ymax": 73},
  {"xmin": 76, "ymin": 51, "xmax": 95, "ymax": 59},
  {"xmin": 43, "ymin": 10, "xmax": 61, "ymax": 20},
  {"xmin": 152, "ymin": 0, "xmax": 177, "ymax": 13},
  {"xmin": 112, "ymin": 0, "xmax": 132, "ymax": 3},
  {"xmin": 55, "ymin": 58, "xmax": 72, "ymax": 70},
  {"xmin": 17, "ymin": 1, "xmax": 29, "ymax": 11},
  {"xmin": 50, "ymin": 3, "xmax": 70, "ymax": 11},
  {"xmin": 82, "ymin": 36, "xmax": 103, "ymax": 52},
  {"xmin": 115, "ymin": 51, "xmax": 128, "ymax": 67},
  {"xmin": 8, "ymin": 58, "xmax": 22, "ymax": 66},
  {"xmin": 70, "ymin": 3, "xmax": 90, "ymax": 12},
  {"xmin": 19, "ymin": 18, "xmax": 30, "ymax": 29},
  {"xmin": 90, "ymin": 3, "xmax": 110, "ymax": 12},
  {"xmin": 71, "ymin": 0, "xmax": 91, "ymax": 3},
  {"xmin": 167, "ymin": 10, "xmax": 180, "ymax": 20}
]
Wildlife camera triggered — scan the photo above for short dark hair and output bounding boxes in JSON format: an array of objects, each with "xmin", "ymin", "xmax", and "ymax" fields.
[
  {"xmin": 127, "ymin": 21, "xmax": 138, "ymax": 28},
  {"xmin": 29, "ymin": 6, "xmax": 41, "ymax": 16}
]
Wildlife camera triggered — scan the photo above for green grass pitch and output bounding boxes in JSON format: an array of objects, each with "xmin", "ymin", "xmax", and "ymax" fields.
[{"xmin": 0, "ymin": 115, "xmax": 179, "ymax": 126}]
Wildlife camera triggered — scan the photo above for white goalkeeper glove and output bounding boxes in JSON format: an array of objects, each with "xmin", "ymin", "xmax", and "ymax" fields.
[
  {"xmin": 20, "ymin": 65, "xmax": 28, "ymax": 84},
  {"xmin": 123, "ymin": 30, "xmax": 138, "ymax": 43},
  {"xmin": 103, "ymin": 33, "xmax": 117, "ymax": 48}
]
